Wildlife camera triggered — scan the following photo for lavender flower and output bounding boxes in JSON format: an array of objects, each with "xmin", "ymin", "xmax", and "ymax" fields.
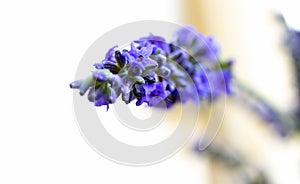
[
  {"xmin": 70, "ymin": 25, "xmax": 233, "ymax": 110},
  {"xmin": 176, "ymin": 25, "xmax": 220, "ymax": 61},
  {"xmin": 135, "ymin": 80, "xmax": 171, "ymax": 107},
  {"xmin": 93, "ymin": 69, "xmax": 110, "ymax": 82},
  {"xmin": 128, "ymin": 61, "xmax": 145, "ymax": 76}
]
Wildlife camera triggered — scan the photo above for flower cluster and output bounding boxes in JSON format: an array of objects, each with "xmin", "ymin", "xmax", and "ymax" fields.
[{"xmin": 70, "ymin": 26, "xmax": 233, "ymax": 110}]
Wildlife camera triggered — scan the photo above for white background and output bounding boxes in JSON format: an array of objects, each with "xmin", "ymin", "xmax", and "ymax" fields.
[{"xmin": 0, "ymin": 0, "xmax": 208, "ymax": 184}]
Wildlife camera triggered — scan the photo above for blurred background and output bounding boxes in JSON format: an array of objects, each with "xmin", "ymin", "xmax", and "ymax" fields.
[
  {"xmin": 183, "ymin": 0, "xmax": 300, "ymax": 183},
  {"xmin": 1, "ymin": 0, "xmax": 300, "ymax": 184}
]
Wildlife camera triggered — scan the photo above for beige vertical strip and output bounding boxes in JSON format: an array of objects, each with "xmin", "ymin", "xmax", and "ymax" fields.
[{"xmin": 183, "ymin": 0, "xmax": 210, "ymax": 34}]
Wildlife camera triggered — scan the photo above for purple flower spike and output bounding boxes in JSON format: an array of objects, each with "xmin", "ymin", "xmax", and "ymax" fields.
[{"xmin": 70, "ymin": 25, "xmax": 233, "ymax": 110}]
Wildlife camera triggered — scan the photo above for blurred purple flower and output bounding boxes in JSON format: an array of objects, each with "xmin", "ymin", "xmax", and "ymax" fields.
[{"xmin": 176, "ymin": 25, "xmax": 220, "ymax": 62}]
